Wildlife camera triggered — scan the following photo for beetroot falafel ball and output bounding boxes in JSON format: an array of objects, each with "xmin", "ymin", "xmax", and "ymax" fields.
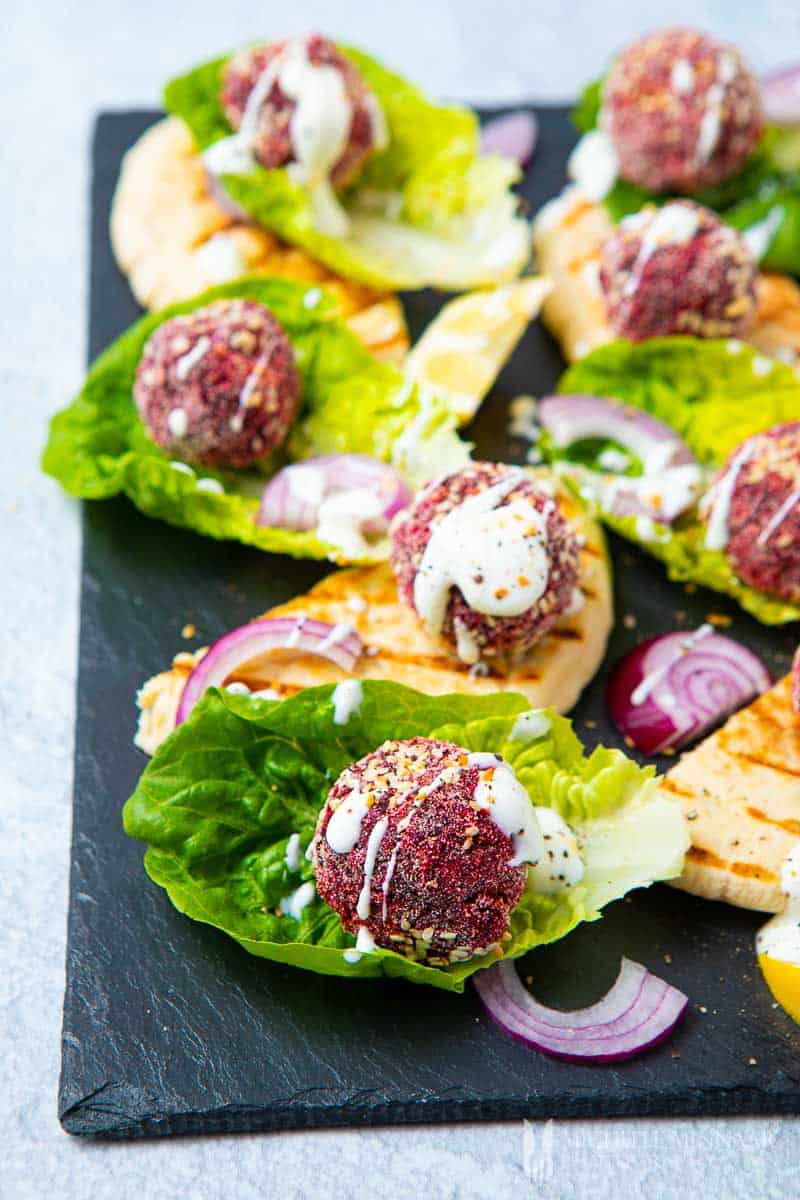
[
  {"xmin": 702, "ymin": 422, "xmax": 800, "ymax": 602},
  {"xmin": 312, "ymin": 738, "xmax": 530, "ymax": 964},
  {"xmin": 600, "ymin": 200, "xmax": 758, "ymax": 341},
  {"xmin": 221, "ymin": 34, "xmax": 384, "ymax": 188},
  {"xmin": 602, "ymin": 28, "xmax": 764, "ymax": 194},
  {"xmin": 134, "ymin": 298, "xmax": 300, "ymax": 469},
  {"xmin": 390, "ymin": 463, "xmax": 580, "ymax": 665}
]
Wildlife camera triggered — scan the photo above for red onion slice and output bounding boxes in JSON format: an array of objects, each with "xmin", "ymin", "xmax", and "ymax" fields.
[
  {"xmin": 540, "ymin": 395, "xmax": 696, "ymax": 473},
  {"xmin": 257, "ymin": 454, "xmax": 411, "ymax": 534},
  {"xmin": 474, "ymin": 958, "xmax": 687, "ymax": 1062},
  {"xmin": 607, "ymin": 626, "xmax": 772, "ymax": 756},
  {"xmin": 204, "ymin": 167, "xmax": 254, "ymax": 224},
  {"xmin": 175, "ymin": 617, "xmax": 362, "ymax": 725},
  {"xmin": 762, "ymin": 66, "xmax": 800, "ymax": 126},
  {"xmin": 480, "ymin": 111, "xmax": 539, "ymax": 167}
]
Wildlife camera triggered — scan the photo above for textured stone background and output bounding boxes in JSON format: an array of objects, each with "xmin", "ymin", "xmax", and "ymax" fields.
[{"xmin": 4, "ymin": 2, "xmax": 800, "ymax": 1196}]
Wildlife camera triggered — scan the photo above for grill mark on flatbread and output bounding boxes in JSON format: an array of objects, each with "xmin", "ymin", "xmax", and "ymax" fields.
[
  {"xmin": 135, "ymin": 484, "xmax": 613, "ymax": 757},
  {"xmin": 668, "ymin": 674, "xmax": 800, "ymax": 913},
  {"xmin": 746, "ymin": 806, "xmax": 800, "ymax": 837}
]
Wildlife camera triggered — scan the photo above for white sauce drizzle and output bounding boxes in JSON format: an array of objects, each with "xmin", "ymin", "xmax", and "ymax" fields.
[
  {"xmin": 175, "ymin": 335, "xmax": 211, "ymax": 381},
  {"xmin": 756, "ymin": 843, "xmax": 800, "ymax": 965},
  {"xmin": 752, "ymin": 355, "xmax": 773, "ymax": 377},
  {"xmin": 620, "ymin": 203, "xmax": 699, "ymax": 299},
  {"xmin": 704, "ymin": 440, "xmax": 756, "ymax": 550},
  {"xmin": 225, "ymin": 681, "xmax": 251, "ymax": 695},
  {"xmin": 195, "ymin": 233, "xmax": 247, "ymax": 283},
  {"xmin": 413, "ymin": 473, "xmax": 551, "ymax": 658},
  {"xmin": 509, "ymin": 711, "xmax": 551, "ymax": 743},
  {"xmin": 167, "ymin": 408, "xmax": 188, "ymax": 439},
  {"xmin": 285, "ymin": 832, "xmax": 302, "ymax": 871},
  {"xmin": 196, "ymin": 478, "xmax": 224, "ymax": 494},
  {"xmin": 757, "ymin": 490, "xmax": 800, "ymax": 546},
  {"xmin": 630, "ymin": 624, "xmax": 714, "ymax": 706},
  {"xmin": 326, "ymin": 784, "xmax": 369, "ymax": 853},
  {"xmin": 316, "ymin": 488, "xmax": 385, "ymax": 559},
  {"xmin": 529, "ymin": 807, "xmax": 585, "ymax": 893},
  {"xmin": 468, "ymin": 753, "xmax": 544, "ymax": 867},
  {"xmin": 671, "ymin": 59, "xmax": 695, "ymax": 94},
  {"xmin": 343, "ymin": 924, "xmax": 376, "ymax": 963},
  {"xmin": 279, "ymin": 880, "xmax": 315, "ymax": 920},
  {"xmin": 507, "ymin": 395, "xmax": 538, "ymax": 440},
  {"xmin": 454, "ymin": 620, "xmax": 481, "ymax": 665},
  {"xmin": 696, "ymin": 51, "xmax": 737, "ymax": 165},
  {"xmin": 381, "ymin": 845, "xmax": 399, "ymax": 922},
  {"xmin": 331, "ymin": 679, "xmax": 364, "ymax": 725},
  {"xmin": 743, "ymin": 206, "xmax": 785, "ymax": 261},
  {"xmin": 170, "ymin": 461, "xmax": 194, "ymax": 476},
  {"xmin": 356, "ymin": 817, "xmax": 388, "ymax": 920},
  {"xmin": 567, "ymin": 130, "xmax": 619, "ymax": 201}
]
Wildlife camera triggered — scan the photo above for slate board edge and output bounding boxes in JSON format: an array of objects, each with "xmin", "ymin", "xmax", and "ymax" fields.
[{"xmin": 57, "ymin": 110, "xmax": 800, "ymax": 1140}]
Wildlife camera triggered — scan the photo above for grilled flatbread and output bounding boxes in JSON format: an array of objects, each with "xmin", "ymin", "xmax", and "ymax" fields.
[
  {"xmin": 664, "ymin": 675, "xmax": 800, "ymax": 913},
  {"xmin": 533, "ymin": 187, "xmax": 800, "ymax": 367},
  {"xmin": 136, "ymin": 485, "xmax": 612, "ymax": 755},
  {"xmin": 111, "ymin": 116, "xmax": 408, "ymax": 363}
]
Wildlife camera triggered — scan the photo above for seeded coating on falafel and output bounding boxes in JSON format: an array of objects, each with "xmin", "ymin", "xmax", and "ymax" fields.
[
  {"xmin": 134, "ymin": 298, "xmax": 300, "ymax": 469},
  {"xmin": 312, "ymin": 738, "xmax": 530, "ymax": 964},
  {"xmin": 599, "ymin": 200, "xmax": 758, "ymax": 341},
  {"xmin": 390, "ymin": 463, "xmax": 580, "ymax": 665},
  {"xmin": 703, "ymin": 422, "xmax": 800, "ymax": 602},
  {"xmin": 602, "ymin": 28, "xmax": 764, "ymax": 194},
  {"xmin": 221, "ymin": 34, "xmax": 382, "ymax": 188}
]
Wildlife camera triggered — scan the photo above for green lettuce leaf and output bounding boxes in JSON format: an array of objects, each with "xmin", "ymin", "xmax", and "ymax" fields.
[
  {"xmin": 553, "ymin": 337, "xmax": 800, "ymax": 623},
  {"xmin": 41, "ymin": 277, "xmax": 468, "ymax": 561},
  {"xmin": 571, "ymin": 78, "xmax": 800, "ymax": 274},
  {"xmin": 123, "ymin": 681, "xmax": 688, "ymax": 993},
  {"xmin": 164, "ymin": 45, "xmax": 532, "ymax": 291}
]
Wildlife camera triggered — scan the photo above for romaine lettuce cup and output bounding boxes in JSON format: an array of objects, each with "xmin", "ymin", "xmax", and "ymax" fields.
[
  {"xmin": 123, "ymin": 681, "xmax": 688, "ymax": 992},
  {"xmin": 165, "ymin": 42, "xmax": 532, "ymax": 291},
  {"xmin": 41, "ymin": 277, "xmax": 469, "ymax": 563},
  {"xmin": 548, "ymin": 337, "xmax": 800, "ymax": 623},
  {"xmin": 572, "ymin": 79, "xmax": 800, "ymax": 276}
]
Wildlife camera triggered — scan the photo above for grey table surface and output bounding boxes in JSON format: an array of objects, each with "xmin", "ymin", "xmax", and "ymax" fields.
[{"xmin": 5, "ymin": 1, "xmax": 800, "ymax": 1196}]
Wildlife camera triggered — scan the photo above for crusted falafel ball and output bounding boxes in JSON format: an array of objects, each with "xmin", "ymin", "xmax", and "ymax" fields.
[
  {"xmin": 390, "ymin": 463, "xmax": 580, "ymax": 666},
  {"xmin": 134, "ymin": 298, "xmax": 300, "ymax": 469},
  {"xmin": 221, "ymin": 33, "xmax": 386, "ymax": 188},
  {"xmin": 312, "ymin": 738, "xmax": 540, "ymax": 964},
  {"xmin": 599, "ymin": 200, "xmax": 758, "ymax": 341},
  {"xmin": 702, "ymin": 422, "xmax": 800, "ymax": 602},
  {"xmin": 602, "ymin": 28, "xmax": 764, "ymax": 195}
]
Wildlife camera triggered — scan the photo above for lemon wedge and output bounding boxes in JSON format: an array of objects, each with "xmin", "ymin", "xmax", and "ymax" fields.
[
  {"xmin": 757, "ymin": 953, "xmax": 800, "ymax": 1023},
  {"xmin": 404, "ymin": 278, "xmax": 552, "ymax": 425},
  {"xmin": 755, "ymin": 842, "xmax": 800, "ymax": 1024}
]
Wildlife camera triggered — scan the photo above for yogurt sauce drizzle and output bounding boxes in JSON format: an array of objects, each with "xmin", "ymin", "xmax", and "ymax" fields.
[
  {"xmin": 285, "ymin": 832, "xmax": 302, "ymax": 871},
  {"xmin": 509, "ymin": 710, "xmax": 551, "ymax": 742},
  {"xmin": 468, "ymin": 752, "xmax": 544, "ymax": 867},
  {"xmin": 756, "ymin": 843, "xmax": 800, "ymax": 966},
  {"xmin": 332, "ymin": 679, "xmax": 364, "ymax": 725},
  {"xmin": 356, "ymin": 817, "xmax": 388, "ymax": 920},
  {"xmin": 343, "ymin": 924, "xmax": 376, "ymax": 963},
  {"xmin": 630, "ymin": 623, "xmax": 714, "ymax": 706},
  {"xmin": 279, "ymin": 880, "xmax": 316, "ymax": 920},
  {"xmin": 696, "ymin": 51, "xmax": 738, "ymax": 165},
  {"xmin": 620, "ymin": 203, "xmax": 700, "ymax": 299},
  {"xmin": 325, "ymin": 784, "xmax": 369, "ymax": 853},
  {"xmin": 528, "ymin": 807, "xmax": 585, "ymax": 894},
  {"xmin": 703, "ymin": 440, "xmax": 756, "ymax": 550},
  {"xmin": 413, "ymin": 473, "xmax": 551, "ymax": 661}
]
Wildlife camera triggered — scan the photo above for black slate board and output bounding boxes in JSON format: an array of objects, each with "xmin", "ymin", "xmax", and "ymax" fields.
[{"xmin": 59, "ymin": 108, "xmax": 800, "ymax": 1139}]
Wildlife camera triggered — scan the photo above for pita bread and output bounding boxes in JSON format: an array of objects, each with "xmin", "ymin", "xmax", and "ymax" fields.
[
  {"xmin": 664, "ymin": 674, "xmax": 800, "ymax": 913},
  {"xmin": 110, "ymin": 117, "xmax": 408, "ymax": 363},
  {"xmin": 533, "ymin": 187, "xmax": 800, "ymax": 367},
  {"xmin": 135, "ymin": 484, "xmax": 612, "ymax": 755}
]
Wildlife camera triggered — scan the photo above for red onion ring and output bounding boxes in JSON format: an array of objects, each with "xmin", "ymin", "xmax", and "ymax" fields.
[
  {"xmin": 257, "ymin": 454, "xmax": 411, "ymax": 533},
  {"xmin": 474, "ymin": 958, "xmax": 688, "ymax": 1062},
  {"xmin": 175, "ymin": 617, "xmax": 362, "ymax": 725},
  {"xmin": 762, "ymin": 65, "xmax": 800, "ymax": 126},
  {"xmin": 607, "ymin": 626, "xmax": 772, "ymax": 756},
  {"xmin": 540, "ymin": 395, "xmax": 696, "ymax": 472},
  {"xmin": 480, "ymin": 111, "xmax": 539, "ymax": 167}
]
